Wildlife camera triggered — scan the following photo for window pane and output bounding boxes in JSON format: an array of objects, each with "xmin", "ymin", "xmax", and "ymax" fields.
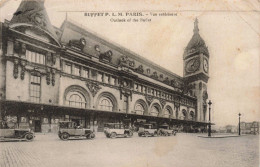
[
  {"xmin": 30, "ymin": 75, "xmax": 41, "ymax": 102},
  {"xmin": 65, "ymin": 63, "xmax": 72, "ymax": 74},
  {"xmin": 43, "ymin": 54, "xmax": 45, "ymax": 65},
  {"xmin": 151, "ymin": 106, "xmax": 159, "ymax": 116},
  {"xmin": 135, "ymin": 104, "xmax": 144, "ymax": 115},
  {"xmin": 97, "ymin": 73, "xmax": 102, "ymax": 82},
  {"xmin": 99, "ymin": 98, "xmax": 113, "ymax": 111},
  {"xmin": 74, "ymin": 66, "xmax": 80, "ymax": 76},
  {"xmin": 26, "ymin": 50, "xmax": 45, "ymax": 65},
  {"xmin": 67, "ymin": 93, "xmax": 86, "ymax": 108}
]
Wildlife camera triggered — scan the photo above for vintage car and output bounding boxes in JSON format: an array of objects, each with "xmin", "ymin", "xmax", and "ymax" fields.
[
  {"xmin": 58, "ymin": 121, "xmax": 95, "ymax": 140},
  {"xmin": 158, "ymin": 124, "xmax": 175, "ymax": 136},
  {"xmin": 0, "ymin": 121, "xmax": 35, "ymax": 141},
  {"xmin": 104, "ymin": 123, "xmax": 133, "ymax": 138},
  {"xmin": 138, "ymin": 123, "xmax": 158, "ymax": 137}
]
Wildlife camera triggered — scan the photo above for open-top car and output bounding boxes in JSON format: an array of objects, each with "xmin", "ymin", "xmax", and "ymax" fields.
[
  {"xmin": 158, "ymin": 124, "xmax": 175, "ymax": 136},
  {"xmin": 0, "ymin": 120, "xmax": 35, "ymax": 141},
  {"xmin": 138, "ymin": 123, "xmax": 158, "ymax": 137},
  {"xmin": 58, "ymin": 121, "xmax": 95, "ymax": 140},
  {"xmin": 104, "ymin": 123, "xmax": 133, "ymax": 138}
]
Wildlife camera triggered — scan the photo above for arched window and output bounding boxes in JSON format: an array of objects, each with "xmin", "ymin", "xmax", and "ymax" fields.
[
  {"xmin": 164, "ymin": 108, "xmax": 171, "ymax": 118},
  {"xmin": 66, "ymin": 92, "xmax": 86, "ymax": 108},
  {"xmin": 151, "ymin": 106, "xmax": 160, "ymax": 116},
  {"xmin": 182, "ymin": 109, "xmax": 187, "ymax": 120},
  {"xmin": 99, "ymin": 97, "xmax": 113, "ymax": 111},
  {"xmin": 135, "ymin": 104, "xmax": 144, "ymax": 115},
  {"xmin": 190, "ymin": 111, "xmax": 195, "ymax": 121}
]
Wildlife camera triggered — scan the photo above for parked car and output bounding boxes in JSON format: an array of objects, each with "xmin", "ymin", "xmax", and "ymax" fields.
[
  {"xmin": 138, "ymin": 123, "xmax": 158, "ymax": 137},
  {"xmin": 158, "ymin": 124, "xmax": 175, "ymax": 136},
  {"xmin": 58, "ymin": 121, "xmax": 95, "ymax": 140},
  {"xmin": 0, "ymin": 121, "xmax": 35, "ymax": 141},
  {"xmin": 104, "ymin": 123, "xmax": 133, "ymax": 138}
]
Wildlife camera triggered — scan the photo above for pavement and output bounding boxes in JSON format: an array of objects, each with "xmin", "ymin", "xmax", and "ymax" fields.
[
  {"xmin": 197, "ymin": 133, "xmax": 247, "ymax": 138},
  {"xmin": 0, "ymin": 133, "xmax": 259, "ymax": 167}
]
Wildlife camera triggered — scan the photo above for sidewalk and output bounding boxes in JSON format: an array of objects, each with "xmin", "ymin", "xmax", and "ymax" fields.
[{"xmin": 197, "ymin": 134, "xmax": 247, "ymax": 138}]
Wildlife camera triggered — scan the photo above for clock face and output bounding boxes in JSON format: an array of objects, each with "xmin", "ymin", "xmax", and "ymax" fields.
[
  {"xmin": 203, "ymin": 59, "xmax": 208, "ymax": 73},
  {"xmin": 185, "ymin": 58, "xmax": 200, "ymax": 73}
]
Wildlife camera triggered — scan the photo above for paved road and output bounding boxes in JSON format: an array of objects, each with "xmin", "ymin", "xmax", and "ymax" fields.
[{"xmin": 0, "ymin": 133, "xmax": 259, "ymax": 167}]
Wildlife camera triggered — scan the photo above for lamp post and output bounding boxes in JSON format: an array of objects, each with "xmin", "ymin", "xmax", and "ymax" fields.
[
  {"xmin": 238, "ymin": 113, "xmax": 241, "ymax": 136},
  {"xmin": 208, "ymin": 100, "xmax": 212, "ymax": 137}
]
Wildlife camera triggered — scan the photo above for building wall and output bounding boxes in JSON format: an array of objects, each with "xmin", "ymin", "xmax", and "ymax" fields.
[{"xmin": 5, "ymin": 60, "xmax": 60, "ymax": 104}]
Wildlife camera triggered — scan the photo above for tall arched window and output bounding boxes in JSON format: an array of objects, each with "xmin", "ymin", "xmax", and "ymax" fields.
[
  {"xmin": 182, "ymin": 109, "xmax": 187, "ymax": 120},
  {"xmin": 134, "ymin": 104, "xmax": 144, "ymax": 115},
  {"xmin": 164, "ymin": 108, "xmax": 171, "ymax": 118},
  {"xmin": 66, "ymin": 92, "xmax": 86, "ymax": 108},
  {"xmin": 151, "ymin": 106, "xmax": 160, "ymax": 116},
  {"xmin": 190, "ymin": 111, "xmax": 195, "ymax": 121},
  {"xmin": 99, "ymin": 97, "xmax": 113, "ymax": 111}
]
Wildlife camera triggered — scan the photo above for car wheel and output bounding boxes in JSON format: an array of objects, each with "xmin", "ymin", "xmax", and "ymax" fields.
[
  {"xmin": 110, "ymin": 132, "xmax": 116, "ymax": 139},
  {"xmin": 61, "ymin": 133, "xmax": 69, "ymax": 140},
  {"xmin": 86, "ymin": 134, "xmax": 91, "ymax": 139},
  {"xmin": 138, "ymin": 133, "xmax": 142, "ymax": 137},
  {"xmin": 144, "ymin": 132, "xmax": 149, "ymax": 137},
  {"xmin": 25, "ymin": 133, "xmax": 34, "ymax": 141},
  {"xmin": 91, "ymin": 133, "xmax": 95, "ymax": 139},
  {"xmin": 129, "ymin": 131, "xmax": 133, "ymax": 137}
]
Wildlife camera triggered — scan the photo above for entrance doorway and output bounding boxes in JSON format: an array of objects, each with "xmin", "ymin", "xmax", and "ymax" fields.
[{"xmin": 34, "ymin": 120, "xmax": 41, "ymax": 132}]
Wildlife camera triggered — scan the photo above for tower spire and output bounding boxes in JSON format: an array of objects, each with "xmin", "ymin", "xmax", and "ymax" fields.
[
  {"xmin": 10, "ymin": 0, "xmax": 58, "ymax": 40},
  {"xmin": 193, "ymin": 18, "xmax": 199, "ymax": 34}
]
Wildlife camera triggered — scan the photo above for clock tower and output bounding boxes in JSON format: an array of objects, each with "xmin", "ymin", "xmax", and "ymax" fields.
[{"xmin": 183, "ymin": 18, "xmax": 209, "ymax": 122}]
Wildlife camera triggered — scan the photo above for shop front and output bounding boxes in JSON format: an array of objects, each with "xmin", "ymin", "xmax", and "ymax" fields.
[{"xmin": 1, "ymin": 100, "xmax": 209, "ymax": 133}]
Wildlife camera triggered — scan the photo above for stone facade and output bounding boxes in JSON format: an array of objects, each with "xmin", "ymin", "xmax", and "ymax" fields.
[{"xmin": 0, "ymin": 0, "xmax": 210, "ymax": 132}]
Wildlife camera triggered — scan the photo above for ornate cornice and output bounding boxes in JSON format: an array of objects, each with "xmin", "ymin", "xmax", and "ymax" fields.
[
  {"xmin": 119, "ymin": 55, "xmax": 135, "ymax": 69},
  {"xmin": 159, "ymin": 99, "xmax": 166, "ymax": 108},
  {"xmin": 86, "ymin": 81, "xmax": 102, "ymax": 97},
  {"xmin": 145, "ymin": 95, "xmax": 154, "ymax": 106},
  {"xmin": 184, "ymin": 73, "xmax": 209, "ymax": 83},
  {"xmin": 99, "ymin": 50, "xmax": 112, "ymax": 63}
]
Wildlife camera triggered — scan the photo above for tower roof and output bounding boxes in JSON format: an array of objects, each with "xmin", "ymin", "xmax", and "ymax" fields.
[
  {"xmin": 184, "ymin": 18, "xmax": 209, "ymax": 58},
  {"xmin": 9, "ymin": 0, "xmax": 59, "ymax": 43}
]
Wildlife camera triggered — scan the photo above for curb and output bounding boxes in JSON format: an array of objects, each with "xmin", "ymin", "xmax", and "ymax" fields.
[{"xmin": 197, "ymin": 135, "xmax": 247, "ymax": 138}]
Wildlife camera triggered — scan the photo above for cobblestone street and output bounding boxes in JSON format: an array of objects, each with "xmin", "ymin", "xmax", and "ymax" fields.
[{"xmin": 0, "ymin": 133, "xmax": 259, "ymax": 167}]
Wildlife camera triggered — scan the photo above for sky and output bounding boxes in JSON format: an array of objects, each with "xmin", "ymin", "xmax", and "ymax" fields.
[{"xmin": 0, "ymin": 0, "xmax": 259, "ymax": 127}]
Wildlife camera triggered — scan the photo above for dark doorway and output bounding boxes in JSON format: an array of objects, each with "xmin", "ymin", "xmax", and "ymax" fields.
[{"xmin": 34, "ymin": 120, "xmax": 41, "ymax": 132}]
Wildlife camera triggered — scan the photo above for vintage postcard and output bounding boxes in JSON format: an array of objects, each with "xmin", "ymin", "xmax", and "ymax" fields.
[{"xmin": 0, "ymin": 0, "xmax": 259, "ymax": 167}]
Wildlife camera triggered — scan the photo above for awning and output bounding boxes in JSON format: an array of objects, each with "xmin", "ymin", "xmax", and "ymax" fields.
[{"xmin": 1, "ymin": 100, "xmax": 212, "ymax": 126}]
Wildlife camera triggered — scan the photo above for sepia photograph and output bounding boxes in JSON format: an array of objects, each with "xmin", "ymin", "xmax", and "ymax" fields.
[{"xmin": 0, "ymin": 0, "xmax": 259, "ymax": 167}]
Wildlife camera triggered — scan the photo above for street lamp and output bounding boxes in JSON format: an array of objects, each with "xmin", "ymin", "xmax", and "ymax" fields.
[
  {"xmin": 238, "ymin": 113, "xmax": 241, "ymax": 136},
  {"xmin": 208, "ymin": 100, "xmax": 212, "ymax": 137}
]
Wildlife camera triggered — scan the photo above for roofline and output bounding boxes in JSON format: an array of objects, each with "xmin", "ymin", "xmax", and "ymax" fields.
[{"xmin": 60, "ymin": 19, "xmax": 183, "ymax": 80}]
